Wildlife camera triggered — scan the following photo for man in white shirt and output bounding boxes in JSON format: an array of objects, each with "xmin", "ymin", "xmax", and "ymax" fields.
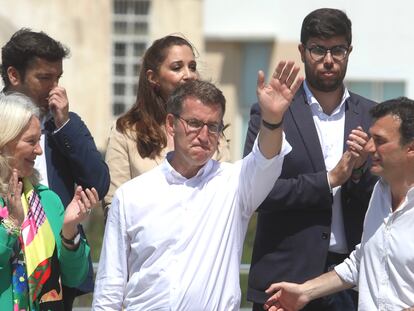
[
  {"xmin": 264, "ymin": 97, "xmax": 414, "ymax": 311},
  {"xmin": 92, "ymin": 61, "xmax": 303, "ymax": 310}
]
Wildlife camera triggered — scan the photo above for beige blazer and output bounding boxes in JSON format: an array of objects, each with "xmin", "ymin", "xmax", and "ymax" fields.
[{"xmin": 103, "ymin": 124, "xmax": 230, "ymax": 209}]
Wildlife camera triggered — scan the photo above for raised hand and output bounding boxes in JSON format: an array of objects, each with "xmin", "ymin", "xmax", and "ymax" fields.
[
  {"xmin": 62, "ymin": 186, "xmax": 98, "ymax": 239},
  {"xmin": 257, "ymin": 60, "xmax": 303, "ymax": 124},
  {"xmin": 48, "ymin": 86, "xmax": 70, "ymax": 128}
]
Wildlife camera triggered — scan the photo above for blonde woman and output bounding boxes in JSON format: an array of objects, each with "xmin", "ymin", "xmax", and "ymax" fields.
[{"xmin": 0, "ymin": 93, "xmax": 98, "ymax": 310}]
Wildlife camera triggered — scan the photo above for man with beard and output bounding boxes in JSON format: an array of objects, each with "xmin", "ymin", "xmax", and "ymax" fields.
[{"xmin": 244, "ymin": 8, "xmax": 378, "ymax": 311}]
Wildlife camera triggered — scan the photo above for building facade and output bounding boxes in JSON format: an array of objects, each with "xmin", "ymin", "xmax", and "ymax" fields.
[
  {"xmin": 1, "ymin": 0, "xmax": 412, "ymax": 160},
  {"xmin": 204, "ymin": 0, "xmax": 412, "ymax": 159},
  {"xmin": 0, "ymin": 0, "xmax": 204, "ymax": 151}
]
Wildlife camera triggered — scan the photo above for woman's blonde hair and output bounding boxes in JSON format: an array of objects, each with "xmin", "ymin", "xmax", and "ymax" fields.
[{"xmin": 0, "ymin": 92, "xmax": 40, "ymax": 196}]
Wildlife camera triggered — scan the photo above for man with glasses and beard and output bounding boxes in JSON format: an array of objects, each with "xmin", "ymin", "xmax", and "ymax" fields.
[{"xmin": 244, "ymin": 8, "xmax": 378, "ymax": 311}]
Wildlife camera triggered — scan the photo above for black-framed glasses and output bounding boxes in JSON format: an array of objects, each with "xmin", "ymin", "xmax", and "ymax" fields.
[
  {"xmin": 305, "ymin": 45, "xmax": 349, "ymax": 61},
  {"xmin": 173, "ymin": 114, "xmax": 223, "ymax": 135}
]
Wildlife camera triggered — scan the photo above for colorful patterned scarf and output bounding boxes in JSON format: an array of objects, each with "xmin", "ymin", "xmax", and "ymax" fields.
[{"xmin": 10, "ymin": 178, "xmax": 64, "ymax": 310}]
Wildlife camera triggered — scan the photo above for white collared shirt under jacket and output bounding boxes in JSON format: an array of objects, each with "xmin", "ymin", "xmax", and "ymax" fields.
[
  {"xmin": 335, "ymin": 179, "xmax": 414, "ymax": 310},
  {"xmin": 93, "ymin": 137, "xmax": 291, "ymax": 311}
]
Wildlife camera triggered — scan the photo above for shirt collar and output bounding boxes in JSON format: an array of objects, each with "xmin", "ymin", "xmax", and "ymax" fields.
[
  {"xmin": 303, "ymin": 80, "xmax": 350, "ymax": 116},
  {"xmin": 378, "ymin": 178, "xmax": 414, "ymax": 213},
  {"xmin": 400, "ymin": 184, "xmax": 414, "ymax": 213},
  {"xmin": 406, "ymin": 186, "xmax": 414, "ymax": 201},
  {"xmin": 162, "ymin": 151, "xmax": 214, "ymax": 185},
  {"xmin": 40, "ymin": 113, "xmax": 52, "ymax": 130}
]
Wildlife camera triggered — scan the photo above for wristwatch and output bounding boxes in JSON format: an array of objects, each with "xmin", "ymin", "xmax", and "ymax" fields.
[{"xmin": 60, "ymin": 230, "xmax": 80, "ymax": 245}]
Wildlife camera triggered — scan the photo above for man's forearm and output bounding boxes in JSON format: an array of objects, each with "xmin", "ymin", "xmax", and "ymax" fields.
[{"xmin": 300, "ymin": 270, "xmax": 353, "ymax": 302}]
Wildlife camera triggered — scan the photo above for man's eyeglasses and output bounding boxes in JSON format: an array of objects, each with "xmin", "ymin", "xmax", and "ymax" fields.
[
  {"xmin": 173, "ymin": 114, "xmax": 223, "ymax": 135},
  {"xmin": 305, "ymin": 45, "xmax": 349, "ymax": 62}
]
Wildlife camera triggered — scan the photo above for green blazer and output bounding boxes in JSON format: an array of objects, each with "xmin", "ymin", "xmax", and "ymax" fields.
[{"xmin": 0, "ymin": 184, "xmax": 90, "ymax": 310}]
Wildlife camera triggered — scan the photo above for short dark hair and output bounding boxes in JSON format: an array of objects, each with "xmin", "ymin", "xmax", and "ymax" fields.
[
  {"xmin": 167, "ymin": 80, "xmax": 226, "ymax": 119},
  {"xmin": 1, "ymin": 28, "xmax": 69, "ymax": 87},
  {"xmin": 301, "ymin": 8, "xmax": 352, "ymax": 46},
  {"xmin": 370, "ymin": 97, "xmax": 414, "ymax": 146}
]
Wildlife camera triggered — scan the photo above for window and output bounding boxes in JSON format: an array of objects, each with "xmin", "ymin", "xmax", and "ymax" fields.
[
  {"xmin": 133, "ymin": 63, "xmax": 141, "ymax": 76},
  {"xmin": 113, "ymin": 102, "xmax": 126, "ymax": 115},
  {"xmin": 114, "ymin": 21, "xmax": 127, "ymax": 34},
  {"xmin": 113, "ymin": 0, "xmax": 150, "ymax": 14},
  {"xmin": 114, "ymin": 42, "xmax": 126, "ymax": 57},
  {"xmin": 134, "ymin": 22, "xmax": 148, "ymax": 35},
  {"xmin": 113, "ymin": 83, "xmax": 126, "ymax": 95},
  {"xmin": 114, "ymin": 63, "xmax": 126, "ymax": 76},
  {"xmin": 133, "ymin": 43, "xmax": 146, "ymax": 56},
  {"xmin": 239, "ymin": 42, "xmax": 272, "ymax": 157},
  {"xmin": 345, "ymin": 80, "xmax": 406, "ymax": 102},
  {"xmin": 112, "ymin": 0, "xmax": 151, "ymax": 116}
]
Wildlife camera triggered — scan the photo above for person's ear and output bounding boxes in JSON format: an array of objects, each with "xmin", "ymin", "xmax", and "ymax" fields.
[
  {"xmin": 165, "ymin": 113, "xmax": 175, "ymax": 136},
  {"xmin": 7, "ymin": 67, "xmax": 22, "ymax": 86},
  {"xmin": 347, "ymin": 45, "xmax": 353, "ymax": 56},
  {"xmin": 146, "ymin": 69, "xmax": 160, "ymax": 89},
  {"xmin": 406, "ymin": 140, "xmax": 414, "ymax": 157},
  {"xmin": 298, "ymin": 44, "xmax": 306, "ymax": 63}
]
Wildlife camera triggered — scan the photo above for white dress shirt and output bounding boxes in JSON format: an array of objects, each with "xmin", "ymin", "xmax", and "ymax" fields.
[
  {"xmin": 335, "ymin": 179, "xmax": 414, "ymax": 310},
  {"xmin": 303, "ymin": 81, "xmax": 350, "ymax": 254},
  {"xmin": 34, "ymin": 115, "xmax": 70, "ymax": 187},
  {"xmin": 93, "ymin": 137, "xmax": 291, "ymax": 311}
]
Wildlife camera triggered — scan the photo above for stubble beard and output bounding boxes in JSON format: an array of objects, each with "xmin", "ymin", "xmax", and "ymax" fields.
[{"xmin": 305, "ymin": 62, "xmax": 347, "ymax": 93}]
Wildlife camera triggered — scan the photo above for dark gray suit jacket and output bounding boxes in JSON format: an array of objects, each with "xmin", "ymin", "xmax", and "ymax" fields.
[{"xmin": 243, "ymin": 84, "xmax": 378, "ymax": 303}]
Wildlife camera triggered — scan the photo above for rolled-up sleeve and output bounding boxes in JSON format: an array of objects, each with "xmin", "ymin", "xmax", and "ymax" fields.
[{"xmin": 334, "ymin": 243, "xmax": 361, "ymax": 286}]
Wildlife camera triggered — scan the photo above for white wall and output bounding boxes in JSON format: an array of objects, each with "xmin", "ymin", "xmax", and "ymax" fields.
[{"xmin": 204, "ymin": 0, "xmax": 414, "ymax": 97}]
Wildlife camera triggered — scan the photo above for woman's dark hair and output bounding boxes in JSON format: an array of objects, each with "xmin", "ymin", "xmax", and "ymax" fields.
[{"xmin": 116, "ymin": 35, "xmax": 196, "ymax": 159}]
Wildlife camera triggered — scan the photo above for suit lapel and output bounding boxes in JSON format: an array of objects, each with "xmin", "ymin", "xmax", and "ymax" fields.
[
  {"xmin": 289, "ymin": 87, "xmax": 326, "ymax": 172},
  {"xmin": 343, "ymin": 93, "xmax": 362, "ymax": 152}
]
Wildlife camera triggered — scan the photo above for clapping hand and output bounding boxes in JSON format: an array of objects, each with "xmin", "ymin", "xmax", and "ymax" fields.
[
  {"xmin": 62, "ymin": 186, "xmax": 99, "ymax": 239},
  {"xmin": 5, "ymin": 169, "xmax": 24, "ymax": 226},
  {"xmin": 346, "ymin": 126, "xmax": 370, "ymax": 169}
]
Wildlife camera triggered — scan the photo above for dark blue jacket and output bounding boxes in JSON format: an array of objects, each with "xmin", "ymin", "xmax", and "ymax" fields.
[{"xmin": 44, "ymin": 112, "xmax": 110, "ymax": 293}]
